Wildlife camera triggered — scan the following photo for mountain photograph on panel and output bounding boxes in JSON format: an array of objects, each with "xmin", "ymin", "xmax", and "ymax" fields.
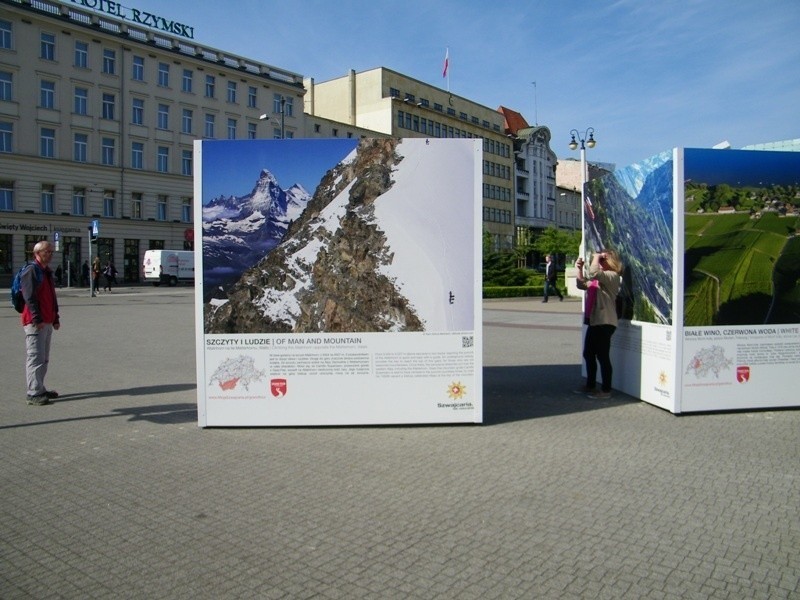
[
  {"xmin": 683, "ymin": 148, "xmax": 800, "ymax": 326},
  {"xmin": 201, "ymin": 138, "xmax": 477, "ymax": 334},
  {"xmin": 585, "ymin": 150, "xmax": 674, "ymax": 324}
]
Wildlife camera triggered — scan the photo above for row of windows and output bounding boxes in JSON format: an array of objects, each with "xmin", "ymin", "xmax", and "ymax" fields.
[
  {"xmin": 0, "ymin": 180, "xmax": 191, "ymax": 222},
  {"xmin": 483, "ymin": 207, "xmax": 512, "ymax": 225},
  {"xmin": 483, "ymin": 184, "xmax": 513, "ymax": 202},
  {"xmin": 0, "ymin": 121, "xmax": 192, "ymax": 173},
  {"xmin": 1, "ymin": 72, "xmax": 280, "ymax": 139},
  {"xmin": 390, "ymin": 89, "xmax": 502, "ymax": 134},
  {"xmin": 483, "ymin": 161, "xmax": 512, "ymax": 181},
  {"xmin": 0, "ymin": 19, "xmax": 295, "ymax": 114},
  {"xmin": 395, "ymin": 110, "xmax": 511, "ymax": 159}
]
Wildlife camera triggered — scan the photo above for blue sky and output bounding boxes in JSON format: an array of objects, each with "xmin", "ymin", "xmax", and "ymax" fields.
[{"xmin": 119, "ymin": 0, "xmax": 798, "ymax": 168}]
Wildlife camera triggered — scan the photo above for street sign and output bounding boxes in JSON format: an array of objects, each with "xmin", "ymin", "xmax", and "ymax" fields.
[
  {"xmin": 91, "ymin": 219, "xmax": 99, "ymax": 236},
  {"xmin": 53, "ymin": 231, "xmax": 61, "ymax": 252}
]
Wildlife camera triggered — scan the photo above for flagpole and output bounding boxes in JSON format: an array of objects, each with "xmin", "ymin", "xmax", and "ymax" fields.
[{"xmin": 443, "ymin": 47, "xmax": 450, "ymax": 92}]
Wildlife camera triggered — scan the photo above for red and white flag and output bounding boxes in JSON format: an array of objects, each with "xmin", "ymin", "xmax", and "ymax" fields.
[{"xmin": 442, "ymin": 48, "xmax": 449, "ymax": 78}]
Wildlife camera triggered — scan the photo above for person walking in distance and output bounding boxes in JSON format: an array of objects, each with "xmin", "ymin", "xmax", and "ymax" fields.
[
  {"xmin": 575, "ymin": 249, "xmax": 623, "ymax": 399},
  {"xmin": 21, "ymin": 240, "xmax": 61, "ymax": 406},
  {"xmin": 542, "ymin": 254, "xmax": 564, "ymax": 302},
  {"xmin": 91, "ymin": 256, "xmax": 102, "ymax": 296}
]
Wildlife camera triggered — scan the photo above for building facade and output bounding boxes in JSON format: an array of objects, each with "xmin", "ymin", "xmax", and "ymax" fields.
[
  {"xmin": 305, "ymin": 68, "xmax": 516, "ymax": 251},
  {"xmin": 0, "ymin": 0, "xmax": 307, "ymax": 284}
]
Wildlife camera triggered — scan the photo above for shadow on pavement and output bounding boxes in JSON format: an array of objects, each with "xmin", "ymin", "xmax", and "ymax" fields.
[
  {"xmin": 53, "ymin": 383, "xmax": 196, "ymax": 401},
  {"xmin": 483, "ymin": 364, "xmax": 635, "ymax": 425}
]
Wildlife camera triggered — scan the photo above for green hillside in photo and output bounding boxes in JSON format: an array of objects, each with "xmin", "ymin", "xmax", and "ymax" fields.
[{"xmin": 684, "ymin": 211, "xmax": 800, "ymax": 325}]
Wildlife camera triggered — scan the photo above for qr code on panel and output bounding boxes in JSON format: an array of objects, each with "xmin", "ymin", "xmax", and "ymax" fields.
[{"xmin": 462, "ymin": 336, "xmax": 474, "ymax": 348}]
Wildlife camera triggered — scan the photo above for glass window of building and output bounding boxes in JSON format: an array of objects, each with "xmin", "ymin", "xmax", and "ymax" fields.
[
  {"xmin": 157, "ymin": 195, "xmax": 167, "ymax": 221},
  {"xmin": 284, "ymin": 96, "xmax": 294, "ymax": 117},
  {"xmin": 74, "ymin": 87, "xmax": 88, "ymax": 115},
  {"xmin": 227, "ymin": 118, "xmax": 236, "ymax": 139},
  {"xmin": 247, "ymin": 122, "xmax": 257, "ymax": 139},
  {"xmin": 132, "ymin": 98, "xmax": 144, "ymax": 125},
  {"xmin": 0, "ymin": 180, "xmax": 13, "ymax": 210},
  {"xmin": 0, "ymin": 71, "xmax": 12, "ymax": 101},
  {"xmin": 204, "ymin": 113, "xmax": 215, "ymax": 138},
  {"xmin": 181, "ymin": 197, "xmax": 191, "ymax": 222},
  {"xmin": 102, "ymin": 48, "xmax": 116, "ymax": 74},
  {"xmin": 158, "ymin": 62, "xmax": 169, "ymax": 87},
  {"xmin": 103, "ymin": 191, "xmax": 115, "ymax": 217},
  {"xmin": 101, "ymin": 137, "xmax": 115, "ymax": 165},
  {"xmin": 72, "ymin": 188, "xmax": 85, "ymax": 215},
  {"xmin": 0, "ymin": 19, "xmax": 12, "ymax": 50},
  {"xmin": 74, "ymin": 40, "xmax": 88, "ymax": 68},
  {"xmin": 131, "ymin": 193, "xmax": 142, "ymax": 219},
  {"xmin": 273, "ymin": 93, "xmax": 283, "ymax": 114},
  {"xmin": 131, "ymin": 141, "xmax": 144, "ymax": 169},
  {"xmin": 132, "ymin": 56, "xmax": 145, "ymax": 81},
  {"xmin": 205, "ymin": 75, "xmax": 215, "ymax": 98},
  {"xmin": 0, "ymin": 122, "xmax": 11, "ymax": 153},
  {"xmin": 40, "ymin": 32, "xmax": 55, "ymax": 60},
  {"xmin": 157, "ymin": 103, "xmax": 169, "ymax": 129},
  {"xmin": 40, "ymin": 80, "xmax": 55, "ymax": 109},
  {"xmin": 248, "ymin": 86, "xmax": 257, "ymax": 108},
  {"xmin": 227, "ymin": 81, "xmax": 236, "ymax": 103},
  {"xmin": 157, "ymin": 146, "xmax": 169, "ymax": 173},
  {"xmin": 182, "ymin": 150, "xmax": 192, "ymax": 176},
  {"xmin": 40, "ymin": 128, "xmax": 55, "ymax": 158},
  {"xmin": 41, "ymin": 184, "xmax": 55, "ymax": 213},
  {"xmin": 182, "ymin": 69, "xmax": 193, "ymax": 93},
  {"xmin": 182, "ymin": 108, "xmax": 192, "ymax": 134},
  {"xmin": 73, "ymin": 133, "xmax": 87, "ymax": 162},
  {"xmin": 102, "ymin": 93, "xmax": 115, "ymax": 120}
]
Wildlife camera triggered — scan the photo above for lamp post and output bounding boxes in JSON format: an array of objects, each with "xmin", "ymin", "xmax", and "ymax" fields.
[{"xmin": 568, "ymin": 127, "xmax": 596, "ymax": 262}]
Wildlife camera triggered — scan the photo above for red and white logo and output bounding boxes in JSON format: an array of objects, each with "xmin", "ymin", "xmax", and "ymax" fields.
[
  {"xmin": 270, "ymin": 378, "xmax": 287, "ymax": 397},
  {"xmin": 736, "ymin": 366, "xmax": 750, "ymax": 383}
]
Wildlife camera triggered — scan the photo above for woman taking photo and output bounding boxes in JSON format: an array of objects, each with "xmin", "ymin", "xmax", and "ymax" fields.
[{"xmin": 575, "ymin": 249, "xmax": 623, "ymax": 399}]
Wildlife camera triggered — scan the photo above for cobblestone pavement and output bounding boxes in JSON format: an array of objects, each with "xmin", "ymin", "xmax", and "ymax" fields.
[{"xmin": 1, "ymin": 288, "xmax": 798, "ymax": 599}]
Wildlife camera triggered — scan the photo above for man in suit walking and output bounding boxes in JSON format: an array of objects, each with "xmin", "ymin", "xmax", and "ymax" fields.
[{"xmin": 542, "ymin": 254, "xmax": 564, "ymax": 303}]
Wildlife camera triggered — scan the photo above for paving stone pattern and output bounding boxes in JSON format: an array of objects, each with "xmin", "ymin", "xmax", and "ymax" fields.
[{"xmin": 1, "ymin": 289, "xmax": 798, "ymax": 599}]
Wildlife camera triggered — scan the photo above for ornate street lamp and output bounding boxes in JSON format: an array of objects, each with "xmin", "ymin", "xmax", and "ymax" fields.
[{"xmin": 568, "ymin": 128, "xmax": 596, "ymax": 261}]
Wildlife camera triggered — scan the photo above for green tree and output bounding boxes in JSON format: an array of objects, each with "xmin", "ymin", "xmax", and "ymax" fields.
[{"xmin": 533, "ymin": 227, "xmax": 581, "ymax": 267}]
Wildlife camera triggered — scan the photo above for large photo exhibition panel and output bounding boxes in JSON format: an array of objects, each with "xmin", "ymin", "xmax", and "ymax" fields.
[{"xmin": 194, "ymin": 138, "xmax": 483, "ymax": 426}]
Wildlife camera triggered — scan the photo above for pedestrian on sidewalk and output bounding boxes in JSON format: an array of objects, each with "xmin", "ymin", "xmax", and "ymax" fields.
[
  {"xmin": 542, "ymin": 254, "xmax": 564, "ymax": 302},
  {"xmin": 91, "ymin": 256, "xmax": 102, "ymax": 296},
  {"xmin": 20, "ymin": 240, "xmax": 61, "ymax": 406}
]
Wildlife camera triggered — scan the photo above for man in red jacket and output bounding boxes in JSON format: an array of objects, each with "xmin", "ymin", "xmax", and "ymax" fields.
[{"xmin": 21, "ymin": 240, "xmax": 61, "ymax": 406}]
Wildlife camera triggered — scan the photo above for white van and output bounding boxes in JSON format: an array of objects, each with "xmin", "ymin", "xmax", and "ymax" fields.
[{"xmin": 142, "ymin": 250, "xmax": 194, "ymax": 286}]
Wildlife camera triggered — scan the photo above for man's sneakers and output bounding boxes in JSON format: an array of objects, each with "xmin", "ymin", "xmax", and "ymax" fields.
[
  {"xmin": 26, "ymin": 394, "xmax": 51, "ymax": 406},
  {"xmin": 26, "ymin": 390, "xmax": 58, "ymax": 405}
]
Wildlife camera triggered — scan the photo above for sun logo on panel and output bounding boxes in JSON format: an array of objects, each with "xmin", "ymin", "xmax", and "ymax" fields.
[
  {"xmin": 658, "ymin": 371, "xmax": 668, "ymax": 386},
  {"xmin": 447, "ymin": 381, "xmax": 466, "ymax": 400}
]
